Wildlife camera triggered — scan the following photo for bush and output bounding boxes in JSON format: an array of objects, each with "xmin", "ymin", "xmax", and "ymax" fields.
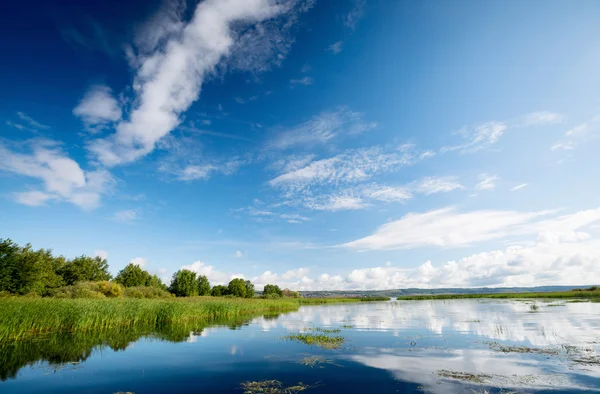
[
  {"xmin": 49, "ymin": 281, "xmax": 124, "ymax": 299},
  {"xmin": 124, "ymin": 286, "xmax": 173, "ymax": 299}
]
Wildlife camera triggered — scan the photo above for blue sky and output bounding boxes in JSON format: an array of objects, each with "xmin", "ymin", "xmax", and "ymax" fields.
[{"xmin": 2, "ymin": 0, "xmax": 600, "ymax": 290}]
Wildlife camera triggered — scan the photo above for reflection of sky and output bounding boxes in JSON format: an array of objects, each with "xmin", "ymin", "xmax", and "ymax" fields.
[{"xmin": 250, "ymin": 299, "xmax": 600, "ymax": 392}]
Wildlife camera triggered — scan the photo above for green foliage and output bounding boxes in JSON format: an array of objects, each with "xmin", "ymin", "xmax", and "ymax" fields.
[
  {"xmin": 291, "ymin": 291, "xmax": 301, "ymax": 298},
  {"xmin": 263, "ymin": 284, "xmax": 283, "ymax": 298},
  {"xmin": 124, "ymin": 286, "xmax": 173, "ymax": 299},
  {"xmin": 244, "ymin": 280, "xmax": 255, "ymax": 298},
  {"xmin": 115, "ymin": 263, "xmax": 166, "ymax": 290},
  {"xmin": 211, "ymin": 285, "xmax": 229, "ymax": 296},
  {"xmin": 58, "ymin": 255, "xmax": 111, "ymax": 286},
  {"xmin": 197, "ymin": 275, "xmax": 211, "ymax": 296},
  {"xmin": 49, "ymin": 281, "xmax": 124, "ymax": 299},
  {"xmin": 227, "ymin": 278, "xmax": 247, "ymax": 298},
  {"xmin": 169, "ymin": 269, "xmax": 197, "ymax": 297}
]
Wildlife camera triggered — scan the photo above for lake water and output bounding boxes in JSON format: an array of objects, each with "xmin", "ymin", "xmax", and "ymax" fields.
[{"xmin": 2, "ymin": 299, "xmax": 600, "ymax": 393}]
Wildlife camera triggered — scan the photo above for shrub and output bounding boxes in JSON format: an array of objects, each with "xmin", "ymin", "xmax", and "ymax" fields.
[{"xmin": 124, "ymin": 286, "xmax": 173, "ymax": 299}]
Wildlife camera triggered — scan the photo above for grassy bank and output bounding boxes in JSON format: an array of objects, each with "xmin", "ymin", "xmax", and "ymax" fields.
[
  {"xmin": 396, "ymin": 289, "xmax": 600, "ymax": 301},
  {"xmin": 0, "ymin": 296, "xmax": 385, "ymax": 342}
]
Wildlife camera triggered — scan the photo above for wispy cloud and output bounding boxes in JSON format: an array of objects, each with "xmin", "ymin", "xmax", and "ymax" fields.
[
  {"xmin": 441, "ymin": 122, "xmax": 507, "ymax": 154},
  {"xmin": 327, "ymin": 41, "xmax": 343, "ymax": 54},
  {"xmin": 415, "ymin": 176, "xmax": 463, "ymax": 195},
  {"xmin": 266, "ymin": 108, "xmax": 376, "ymax": 150},
  {"xmin": 510, "ymin": 183, "xmax": 528, "ymax": 191},
  {"xmin": 475, "ymin": 173, "xmax": 498, "ymax": 191},
  {"xmin": 0, "ymin": 139, "xmax": 114, "ymax": 210},
  {"xmin": 551, "ymin": 115, "xmax": 600, "ymax": 152},
  {"xmin": 520, "ymin": 111, "xmax": 564, "ymax": 126},
  {"xmin": 6, "ymin": 112, "xmax": 50, "ymax": 133},
  {"xmin": 86, "ymin": 0, "xmax": 311, "ymax": 167},
  {"xmin": 344, "ymin": 0, "xmax": 366, "ymax": 30},
  {"xmin": 290, "ymin": 76, "xmax": 314, "ymax": 86},
  {"xmin": 113, "ymin": 209, "xmax": 138, "ymax": 223},
  {"xmin": 300, "ymin": 64, "xmax": 311, "ymax": 73}
]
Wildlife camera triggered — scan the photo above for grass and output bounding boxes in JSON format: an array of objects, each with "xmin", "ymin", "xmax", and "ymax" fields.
[
  {"xmin": 283, "ymin": 333, "xmax": 345, "ymax": 349},
  {"xmin": 487, "ymin": 341, "xmax": 560, "ymax": 355},
  {"xmin": 297, "ymin": 355, "xmax": 338, "ymax": 368},
  {"xmin": 397, "ymin": 289, "xmax": 600, "ymax": 301},
  {"xmin": 0, "ymin": 296, "xmax": 373, "ymax": 342}
]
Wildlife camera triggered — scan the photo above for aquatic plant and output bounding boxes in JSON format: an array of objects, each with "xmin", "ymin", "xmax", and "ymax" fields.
[
  {"xmin": 240, "ymin": 380, "xmax": 312, "ymax": 394},
  {"xmin": 487, "ymin": 341, "xmax": 560, "ymax": 355},
  {"xmin": 283, "ymin": 333, "xmax": 345, "ymax": 349},
  {"xmin": 437, "ymin": 370, "xmax": 491, "ymax": 384},
  {"xmin": 297, "ymin": 356, "xmax": 338, "ymax": 368}
]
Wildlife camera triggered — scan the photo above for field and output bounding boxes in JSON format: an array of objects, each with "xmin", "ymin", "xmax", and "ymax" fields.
[
  {"xmin": 396, "ymin": 289, "xmax": 600, "ymax": 301},
  {"xmin": 0, "ymin": 296, "xmax": 387, "ymax": 342}
]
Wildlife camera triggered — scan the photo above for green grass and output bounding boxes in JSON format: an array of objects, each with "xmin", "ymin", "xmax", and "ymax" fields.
[
  {"xmin": 0, "ymin": 296, "xmax": 384, "ymax": 342},
  {"xmin": 396, "ymin": 289, "xmax": 600, "ymax": 301}
]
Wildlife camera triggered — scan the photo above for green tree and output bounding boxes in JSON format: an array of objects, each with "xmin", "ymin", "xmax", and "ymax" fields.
[
  {"xmin": 227, "ymin": 278, "xmax": 247, "ymax": 298},
  {"xmin": 244, "ymin": 280, "xmax": 255, "ymax": 298},
  {"xmin": 0, "ymin": 239, "xmax": 23, "ymax": 293},
  {"xmin": 58, "ymin": 256, "xmax": 111, "ymax": 286},
  {"xmin": 115, "ymin": 263, "xmax": 148, "ymax": 287},
  {"xmin": 169, "ymin": 269, "xmax": 197, "ymax": 297},
  {"xmin": 291, "ymin": 291, "xmax": 300, "ymax": 298},
  {"xmin": 197, "ymin": 275, "xmax": 211, "ymax": 296},
  {"xmin": 210, "ymin": 285, "xmax": 228, "ymax": 296},
  {"xmin": 263, "ymin": 284, "xmax": 283, "ymax": 297},
  {"xmin": 146, "ymin": 274, "xmax": 167, "ymax": 290}
]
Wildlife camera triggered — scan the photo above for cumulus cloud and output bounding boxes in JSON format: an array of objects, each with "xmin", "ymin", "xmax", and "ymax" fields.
[
  {"xmin": 87, "ymin": 0, "xmax": 310, "ymax": 167},
  {"xmin": 73, "ymin": 85, "xmax": 122, "ymax": 133},
  {"xmin": 93, "ymin": 250, "xmax": 109, "ymax": 260},
  {"xmin": 327, "ymin": 41, "xmax": 343, "ymax": 54},
  {"xmin": 267, "ymin": 108, "xmax": 376, "ymax": 150},
  {"xmin": 182, "ymin": 260, "xmax": 244, "ymax": 285},
  {"xmin": 130, "ymin": 257, "xmax": 148, "ymax": 268},
  {"xmin": 0, "ymin": 139, "xmax": 115, "ymax": 209}
]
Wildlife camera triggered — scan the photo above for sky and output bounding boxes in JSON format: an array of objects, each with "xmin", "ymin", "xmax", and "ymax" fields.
[{"xmin": 1, "ymin": 0, "xmax": 600, "ymax": 291}]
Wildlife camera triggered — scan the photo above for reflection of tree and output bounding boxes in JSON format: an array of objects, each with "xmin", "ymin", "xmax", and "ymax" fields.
[{"xmin": 0, "ymin": 312, "xmax": 272, "ymax": 381}]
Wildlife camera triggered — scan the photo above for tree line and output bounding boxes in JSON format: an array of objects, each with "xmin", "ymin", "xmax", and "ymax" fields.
[{"xmin": 0, "ymin": 239, "xmax": 298, "ymax": 298}]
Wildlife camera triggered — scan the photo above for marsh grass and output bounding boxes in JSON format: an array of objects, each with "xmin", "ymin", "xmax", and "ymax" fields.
[
  {"xmin": 306, "ymin": 327, "xmax": 341, "ymax": 334},
  {"xmin": 283, "ymin": 333, "xmax": 345, "ymax": 349},
  {"xmin": 487, "ymin": 341, "xmax": 560, "ymax": 355},
  {"xmin": 437, "ymin": 370, "xmax": 491, "ymax": 384},
  {"xmin": 241, "ymin": 380, "xmax": 313, "ymax": 394}
]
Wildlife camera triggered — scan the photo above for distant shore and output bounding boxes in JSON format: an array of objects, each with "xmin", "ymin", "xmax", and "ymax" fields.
[{"xmin": 395, "ymin": 288, "xmax": 600, "ymax": 300}]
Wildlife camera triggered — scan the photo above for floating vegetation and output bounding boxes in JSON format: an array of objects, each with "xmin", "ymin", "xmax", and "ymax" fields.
[
  {"xmin": 436, "ymin": 370, "xmax": 491, "ymax": 384},
  {"xmin": 529, "ymin": 304, "xmax": 540, "ymax": 312},
  {"xmin": 306, "ymin": 327, "xmax": 341, "ymax": 334},
  {"xmin": 297, "ymin": 356, "xmax": 339, "ymax": 368},
  {"xmin": 340, "ymin": 324, "xmax": 354, "ymax": 329},
  {"xmin": 283, "ymin": 333, "xmax": 345, "ymax": 349},
  {"xmin": 487, "ymin": 341, "xmax": 560, "ymax": 355},
  {"xmin": 544, "ymin": 303, "xmax": 565, "ymax": 307},
  {"xmin": 240, "ymin": 380, "xmax": 313, "ymax": 394},
  {"xmin": 463, "ymin": 320, "xmax": 481, "ymax": 323}
]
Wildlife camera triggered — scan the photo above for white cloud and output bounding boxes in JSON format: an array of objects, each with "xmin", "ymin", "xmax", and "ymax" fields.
[
  {"xmin": 520, "ymin": 111, "xmax": 564, "ymax": 126},
  {"xmin": 475, "ymin": 173, "xmax": 498, "ymax": 191},
  {"xmin": 419, "ymin": 150, "xmax": 436, "ymax": 159},
  {"xmin": 235, "ymin": 250, "xmax": 243, "ymax": 258},
  {"xmin": 94, "ymin": 250, "xmax": 109, "ymax": 260},
  {"xmin": 415, "ymin": 176, "xmax": 463, "ymax": 195},
  {"xmin": 267, "ymin": 108, "xmax": 376, "ymax": 150},
  {"xmin": 113, "ymin": 209, "xmax": 137, "ymax": 223},
  {"xmin": 73, "ymin": 85, "xmax": 122, "ymax": 132},
  {"xmin": 305, "ymin": 194, "xmax": 367, "ymax": 211},
  {"xmin": 182, "ymin": 260, "xmax": 244, "ymax": 285},
  {"xmin": 551, "ymin": 116, "xmax": 599, "ymax": 152},
  {"xmin": 362, "ymin": 185, "xmax": 412, "ymax": 203},
  {"xmin": 441, "ymin": 121, "xmax": 507, "ymax": 153},
  {"xmin": 268, "ymin": 146, "xmax": 414, "ymax": 193},
  {"xmin": 341, "ymin": 206, "xmax": 574, "ymax": 251},
  {"xmin": 510, "ymin": 183, "xmax": 528, "ymax": 191},
  {"xmin": 290, "ymin": 76, "xmax": 314, "ymax": 86},
  {"xmin": 344, "ymin": 0, "xmax": 366, "ymax": 30},
  {"xmin": 327, "ymin": 41, "xmax": 343, "ymax": 54},
  {"xmin": 0, "ymin": 139, "xmax": 114, "ymax": 210},
  {"xmin": 15, "ymin": 111, "xmax": 50, "ymax": 130},
  {"xmin": 281, "ymin": 267, "xmax": 309, "ymax": 280},
  {"xmin": 87, "ymin": 0, "xmax": 308, "ymax": 167},
  {"xmin": 130, "ymin": 257, "xmax": 148, "ymax": 268}
]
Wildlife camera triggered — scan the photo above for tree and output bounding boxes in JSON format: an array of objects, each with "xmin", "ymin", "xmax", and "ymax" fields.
[
  {"xmin": 291, "ymin": 291, "xmax": 300, "ymax": 298},
  {"xmin": 211, "ymin": 285, "xmax": 228, "ymax": 296},
  {"xmin": 115, "ymin": 263, "xmax": 148, "ymax": 287},
  {"xmin": 244, "ymin": 280, "xmax": 255, "ymax": 298},
  {"xmin": 228, "ymin": 278, "xmax": 247, "ymax": 298},
  {"xmin": 147, "ymin": 274, "xmax": 167, "ymax": 290},
  {"xmin": 197, "ymin": 275, "xmax": 211, "ymax": 296},
  {"xmin": 169, "ymin": 269, "xmax": 197, "ymax": 297},
  {"xmin": 282, "ymin": 288, "xmax": 292, "ymax": 297},
  {"xmin": 263, "ymin": 284, "xmax": 283, "ymax": 298},
  {"xmin": 59, "ymin": 256, "xmax": 111, "ymax": 285}
]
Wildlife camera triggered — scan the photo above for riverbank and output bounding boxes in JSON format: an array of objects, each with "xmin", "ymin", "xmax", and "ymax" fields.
[
  {"xmin": 396, "ymin": 288, "xmax": 600, "ymax": 301},
  {"xmin": 0, "ymin": 296, "xmax": 387, "ymax": 342}
]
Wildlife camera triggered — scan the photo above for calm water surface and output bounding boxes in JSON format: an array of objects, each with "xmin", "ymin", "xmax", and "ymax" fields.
[{"xmin": 2, "ymin": 299, "xmax": 600, "ymax": 393}]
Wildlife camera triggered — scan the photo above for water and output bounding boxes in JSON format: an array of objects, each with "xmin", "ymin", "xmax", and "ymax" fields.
[{"xmin": 2, "ymin": 299, "xmax": 600, "ymax": 393}]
